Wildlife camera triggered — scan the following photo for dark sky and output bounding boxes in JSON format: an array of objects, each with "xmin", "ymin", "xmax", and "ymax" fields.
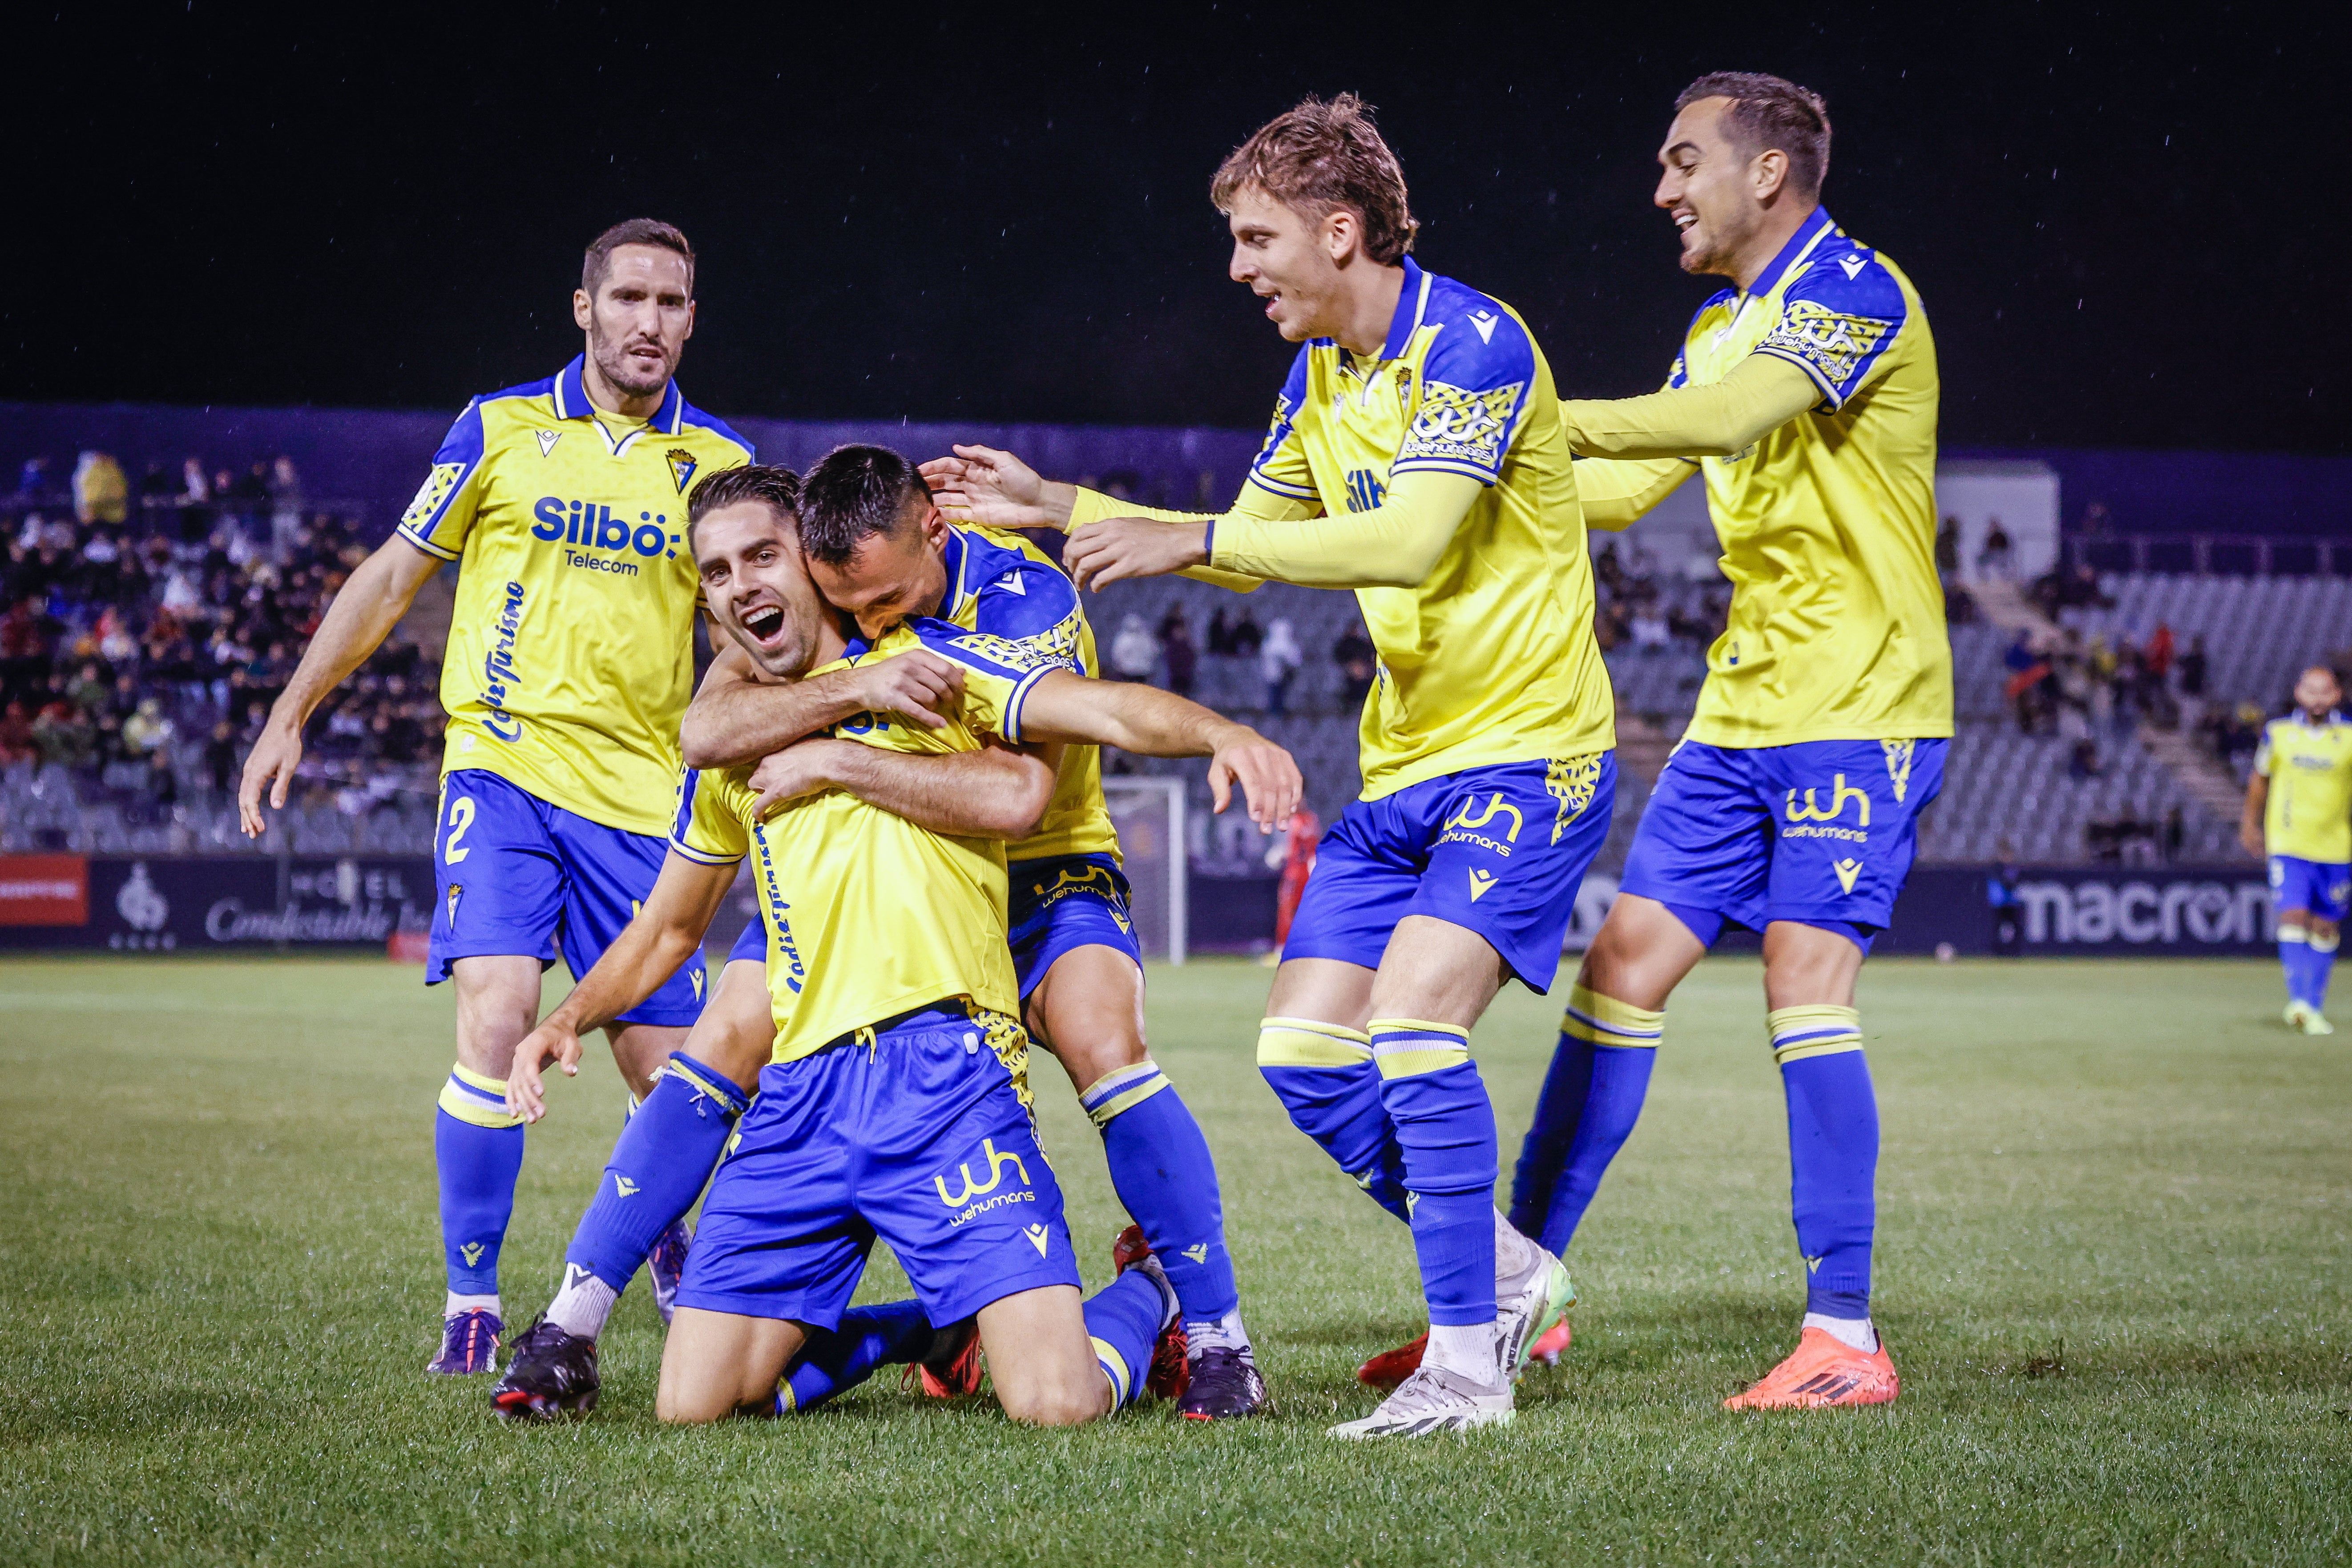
[{"xmin": 18, "ymin": 4, "xmax": 2343, "ymax": 453}]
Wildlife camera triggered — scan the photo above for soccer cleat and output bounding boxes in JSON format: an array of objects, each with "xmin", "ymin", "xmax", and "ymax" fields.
[
  {"xmin": 427, "ymin": 1309, "xmax": 502, "ymax": 1376},
  {"xmin": 906, "ymin": 1318, "xmax": 984, "ymax": 1399},
  {"xmin": 1110, "ymin": 1224, "xmax": 1190, "ymax": 1401},
  {"xmin": 647, "ymin": 1217, "xmax": 692, "ymax": 1328},
  {"xmin": 490, "ymin": 1317, "xmax": 600, "ymax": 1419},
  {"xmin": 1525, "ymin": 1318, "xmax": 1573, "ymax": 1367},
  {"xmin": 1327, "ymin": 1363, "xmax": 1513, "ymax": 1439},
  {"xmin": 2285, "ymin": 1000, "xmax": 2311, "ymax": 1030},
  {"xmin": 2303, "ymin": 1008, "xmax": 2336, "ymax": 1036},
  {"xmin": 1498, "ymin": 1246, "xmax": 1577, "ymax": 1382},
  {"xmin": 1180, "ymin": 1346, "xmax": 1268, "ymax": 1420},
  {"xmin": 1722, "ymin": 1326, "xmax": 1900, "ymax": 1410}
]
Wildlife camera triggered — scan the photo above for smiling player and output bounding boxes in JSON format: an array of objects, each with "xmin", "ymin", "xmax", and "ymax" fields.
[{"xmin": 238, "ymin": 220, "xmax": 755, "ymax": 1375}]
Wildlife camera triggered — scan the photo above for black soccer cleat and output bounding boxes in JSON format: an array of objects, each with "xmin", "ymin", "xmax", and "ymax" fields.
[
  {"xmin": 1180, "ymin": 1345, "xmax": 1269, "ymax": 1420},
  {"xmin": 490, "ymin": 1317, "xmax": 600, "ymax": 1420}
]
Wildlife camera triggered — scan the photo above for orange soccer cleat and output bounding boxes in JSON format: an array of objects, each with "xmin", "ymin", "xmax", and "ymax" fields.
[
  {"xmin": 1722, "ymin": 1326, "xmax": 1899, "ymax": 1410},
  {"xmin": 1526, "ymin": 1318, "xmax": 1573, "ymax": 1368}
]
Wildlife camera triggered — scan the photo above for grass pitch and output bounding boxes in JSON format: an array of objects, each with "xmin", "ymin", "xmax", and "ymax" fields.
[{"xmin": 2, "ymin": 954, "xmax": 2347, "ymax": 1565}]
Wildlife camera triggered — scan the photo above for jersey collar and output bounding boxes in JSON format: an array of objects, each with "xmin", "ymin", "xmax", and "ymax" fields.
[
  {"xmin": 549, "ymin": 354, "xmax": 687, "ymax": 437},
  {"xmin": 939, "ymin": 525, "xmax": 972, "ymax": 617},
  {"xmin": 1743, "ymin": 207, "xmax": 1838, "ymax": 301},
  {"xmin": 1377, "ymin": 255, "xmax": 1432, "ymax": 362}
]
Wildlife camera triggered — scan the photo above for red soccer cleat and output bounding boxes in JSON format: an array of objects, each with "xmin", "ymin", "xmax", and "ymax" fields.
[
  {"xmin": 1723, "ymin": 1327, "xmax": 1900, "ymax": 1410},
  {"xmin": 905, "ymin": 1318, "xmax": 984, "ymax": 1399},
  {"xmin": 1111, "ymin": 1224, "xmax": 1190, "ymax": 1401},
  {"xmin": 1526, "ymin": 1318, "xmax": 1573, "ymax": 1367},
  {"xmin": 1356, "ymin": 1331, "xmax": 1426, "ymax": 1391}
]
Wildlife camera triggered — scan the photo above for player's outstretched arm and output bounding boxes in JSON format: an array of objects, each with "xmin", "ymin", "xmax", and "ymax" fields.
[
  {"xmin": 237, "ymin": 538, "xmax": 442, "ymax": 836},
  {"xmin": 1066, "ymin": 469, "xmax": 1483, "ymax": 593},
  {"xmin": 926, "ymin": 444, "xmax": 1272, "ymax": 593},
  {"xmin": 1573, "ymin": 455, "xmax": 1696, "ymax": 532},
  {"xmin": 1561, "ymin": 353, "xmax": 1819, "ymax": 461},
  {"xmin": 744, "ymin": 735, "xmax": 1057, "ymax": 839},
  {"xmin": 679, "ymin": 638, "xmax": 965, "ymax": 769},
  {"xmin": 507, "ymin": 851, "xmax": 737, "ymax": 1122},
  {"xmin": 1016, "ymin": 671, "xmax": 1300, "ymax": 830}
]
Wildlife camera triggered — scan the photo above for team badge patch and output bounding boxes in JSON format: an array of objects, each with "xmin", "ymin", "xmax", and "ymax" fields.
[
  {"xmin": 400, "ymin": 462, "xmax": 468, "ymax": 530},
  {"xmin": 666, "ymin": 448, "xmax": 698, "ymax": 494},
  {"xmin": 1881, "ymin": 740, "xmax": 1916, "ymax": 803},
  {"xmin": 1545, "ymin": 753, "xmax": 1605, "ymax": 843}
]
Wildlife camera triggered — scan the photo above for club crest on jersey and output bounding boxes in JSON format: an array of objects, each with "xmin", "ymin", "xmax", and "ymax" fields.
[{"xmin": 666, "ymin": 448, "xmax": 698, "ymax": 494}]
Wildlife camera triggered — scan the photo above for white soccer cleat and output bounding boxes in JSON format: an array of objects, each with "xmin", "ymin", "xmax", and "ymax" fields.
[
  {"xmin": 1497, "ymin": 1245, "xmax": 1576, "ymax": 1383},
  {"xmin": 2285, "ymin": 1000, "xmax": 2311, "ymax": 1030},
  {"xmin": 1326, "ymin": 1364, "xmax": 1514, "ymax": 1439}
]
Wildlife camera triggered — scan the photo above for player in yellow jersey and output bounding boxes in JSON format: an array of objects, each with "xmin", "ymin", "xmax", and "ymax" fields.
[
  {"xmin": 235, "ymin": 220, "xmax": 766, "ymax": 1375},
  {"xmin": 488, "ymin": 468, "xmax": 1297, "ymax": 1424},
  {"xmin": 932, "ymin": 94, "xmax": 1613, "ymax": 1437},
  {"xmin": 1475, "ymin": 75, "xmax": 1948, "ymax": 1411},
  {"xmin": 681, "ymin": 444, "xmax": 1266, "ymax": 1417},
  {"xmin": 2243, "ymin": 665, "xmax": 2352, "ymax": 1034}
]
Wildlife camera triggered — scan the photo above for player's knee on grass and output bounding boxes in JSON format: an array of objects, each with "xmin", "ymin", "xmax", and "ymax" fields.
[
  {"xmin": 1027, "ymin": 944, "xmax": 1149, "ymax": 1091},
  {"xmin": 977, "ymin": 1286, "xmax": 1111, "ymax": 1426},
  {"xmin": 655, "ymin": 1308, "xmax": 806, "ymax": 1423},
  {"xmin": 449, "ymin": 954, "xmax": 549, "ymax": 1076},
  {"xmin": 682, "ymin": 959, "xmax": 780, "ymax": 1092}
]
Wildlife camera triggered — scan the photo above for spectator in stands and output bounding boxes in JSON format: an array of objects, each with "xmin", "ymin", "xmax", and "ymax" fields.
[
  {"xmin": 15, "ymin": 457, "xmax": 48, "ymax": 499},
  {"xmin": 1260, "ymin": 617, "xmax": 1303, "ymax": 717},
  {"xmin": 1989, "ymin": 849, "xmax": 2023, "ymax": 955},
  {"xmin": 0, "ymin": 700, "xmax": 33, "ymax": 766},
  {"xmin": 1935, "ymin": 516, "xmax": 1960, "ymax": 582},
  {"xmin": 1977, "ymin": 517, "xmax": 2013, "ymax": 580},
  {"xmin": 203, "ymin": 720, "xmax": 239, "ymax": 793},
  {"xmin": 2068, "ymin": 736, "xmax": 2102, "ymax": 781},
  {"xmin": 1109, "ymin": 613, "xmax": 1158, "ymax": 683},
  {"xmin": 1156, "ymin": 605, "xmax": 1197, "ymax": 698},
  {"xmin": 33, "ymin": 693, "xmax": 93, "ymax": 770},
  {"xmin": 123, "ymin": 697, "xmax": 172, "ymax": 760},
  {"xmin": 1630, "ymin": 604, "xmax": 1671, "ymax": 652},
  {"xmin": 1229, "ymin": 607, "xmax": 1263, "ymax": 660},
  {"xmin": 2177, "ymin": 634, "xmax": 2209, "ymax": 734},
  {"xmin": 2145, "ymin": 621, "xmax": 2175, "ymax": 679},
  {"xmin": 71, "ymin": 451, "xmax": 129, "ymax": 526},
  {"xmin": 267, "ymin": 455, "xmax": 305, "ymax": 562},
  {"xmin": 1334, "ymin": 621, "xmax": 1376, "ymax": 704},
  {"xmin": 1206, "ymin": 605, "xmax": 1237, "ymax": 659}
]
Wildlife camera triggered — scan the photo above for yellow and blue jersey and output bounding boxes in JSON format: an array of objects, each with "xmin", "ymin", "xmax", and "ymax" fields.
[
  {"xmin": 398, "ymin": 355, "xmax": 755, "ymax": 835},
  {"xmin": 1666, "ymin": 208, "xmax": 1949, "ymax": 749},
  {"xmin": 2256, "ymin": 712, "xmax": 2352, "ymax": 865},
  {"xmin": 936, "ymin": 524, "xmax": 1118, "ymax": 863},
  {"xmin": 1242, "ymin": 254, "xmax": 1615, "ymax": 797},
  {"xmin": 670, "ymin": 620, "xmax": 1067, "ymax": 1063}
]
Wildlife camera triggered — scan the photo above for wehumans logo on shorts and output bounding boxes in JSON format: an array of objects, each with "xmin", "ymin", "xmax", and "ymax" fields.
[
  {"xmin": 1441, "ymin": 793, "xmax": 1523, "ymax": 857},
  {"xmin": 936, "ymin": 1137, "xmax": 1035, "ymax": 1227},
  {"xmin": 1783, "ymin": 775, "xmax": 1870, "ymax": 842}
]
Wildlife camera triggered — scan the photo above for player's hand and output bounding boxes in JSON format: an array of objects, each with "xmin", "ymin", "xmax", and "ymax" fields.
[
  {"xmin": 851, "ymin": 649, "xmax": 962, "ymax": 732},
  {"xmin": 1204, "ymin": 726, "xmax": 1302, "ymax": 832},
  {"xmin": 749, "ymin": 738, "xmax": 851, "ymax": 819},
  {"xmin": 508, "ymin": 1021, "xmax": 584, "ymax": 1124},
  {"xmin": 236, "ymin": 717, "xmax": 304, "ymax": 838},
  {"xmin": 1062, "ymin": 516, "xmax": 1210, "ymax": 591},
  {"xmin": 921, "ymin": 444, "xmax": 1067, "ymax": 531},
  {"xmin": 2240, "ymin": 820, "xmax": 2265, "ymax": 858}
]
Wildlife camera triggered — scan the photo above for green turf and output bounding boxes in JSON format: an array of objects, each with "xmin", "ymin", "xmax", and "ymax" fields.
[{"xmin": 2, "ymin": 955, "xmax": 2347, "ymax": 1565}]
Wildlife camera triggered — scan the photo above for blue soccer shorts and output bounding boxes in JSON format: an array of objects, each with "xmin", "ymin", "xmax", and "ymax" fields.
[
  {"xmin": 725, "ymin": 912, "xmax": 767, "ymax": 966},
  {"xmin": 2271, "ymin": 855, "xmax": 2352, "ymax": 922},
  {"xmin": 1620, "ymin": 737, "xmax": 1949, "ymax": 942},
  {"xmin": 1282, "ymin": 753, "xmax": 1618, "ymax": 992},
  {"xmin": 674, "ymin": 1002, "xmax": 1083, "ymax": 1330},
  {"xmin": 428, "ymin": 768, "xmax": 706, "ymax": 1027},
  {"xmin": 1008, "ymin": 852, "xmax": 1144, "ymax": 999}
]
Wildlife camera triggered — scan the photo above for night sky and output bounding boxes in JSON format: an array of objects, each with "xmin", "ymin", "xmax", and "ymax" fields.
[{"xmin": 17, "ymin": 4, "xmax": 2342, "ymax": 454}]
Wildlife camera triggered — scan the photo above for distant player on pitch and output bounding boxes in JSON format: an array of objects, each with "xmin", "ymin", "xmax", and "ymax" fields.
[
  {"xmin": 2243, "ymin": 665, "xmax": 2352, "ymax": 1034},
  {"xmin": 1412, "ymin": 73, "xmax": 1946, "ymax": 1411},
  {"xmin": 932, "ymin": 93, "xmax": 1618, "ymax": 1438},
  {"xmin": 240, "ymin": 220, "xmax": 756, "ymax": 1375}
]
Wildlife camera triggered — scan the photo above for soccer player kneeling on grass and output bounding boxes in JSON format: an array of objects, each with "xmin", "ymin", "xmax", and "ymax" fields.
[
  {"xmin": 496, "ymin": 466, "xmax": 1296, "ymax": 1423},
  {"xmin": 2242, "ymin": 665, "xmax": 2352, "ymax": 1036}
]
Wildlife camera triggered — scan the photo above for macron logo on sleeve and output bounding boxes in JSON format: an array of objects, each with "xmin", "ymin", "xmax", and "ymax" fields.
[
  {"xmin": 1837, "ymin": 254, "xmax": 1868, "ymax": 280},
  {"xmin": 1468, "ymin": 309, "xmax": 1500, "ymax": 344},
  {"xmin": 996, "ymin": 570, "xmax": 1027, "ymax": 596}
]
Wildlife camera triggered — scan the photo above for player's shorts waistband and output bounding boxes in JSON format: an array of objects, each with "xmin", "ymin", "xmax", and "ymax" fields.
[{"xmin": 813, "ymin": 1000, "xmax": 980, "ymax": 1055}]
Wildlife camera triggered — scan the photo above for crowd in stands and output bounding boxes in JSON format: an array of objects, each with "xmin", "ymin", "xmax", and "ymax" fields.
[
  {"xmin": 1591, "ymin": 540, "xmax": 1728, "ymax": 655},
  {"xmin": 0, "ymin": 449, "xmax": 440, "ymax": 838},
  {"xmin": 1107, "ymin": 603, "xmax": 1348, "ymax": 719}
]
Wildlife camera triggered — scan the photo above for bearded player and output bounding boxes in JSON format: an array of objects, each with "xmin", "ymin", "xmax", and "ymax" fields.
[
  {"xmin": 1376, "ymin": 73, "xmax": 1945, "ymax": 1410},
  {"xmin": 239, "ymin": 220, "xmax": 761, "ymax": 1374}
]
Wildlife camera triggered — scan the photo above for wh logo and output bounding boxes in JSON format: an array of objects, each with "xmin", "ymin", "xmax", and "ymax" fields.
[
  {"xmin": 1787, "ymin": 775, "xmax": 1871, "ymax": 827},
  {"xmin": 935, "ymin": 1139, "xmax": 1032, "ymax": 1207}
]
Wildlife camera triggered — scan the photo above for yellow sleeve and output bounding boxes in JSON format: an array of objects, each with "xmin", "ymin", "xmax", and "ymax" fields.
[
  {"xmin": 1572, "ymin": 455, "xmax": 1696, "ymax": 532},
  {"xmin": 670, "ymin": 768, "xmax": 750, "ymax": 865},
  {"xmin": 1206, "ymin": 469, "xmax": 1483, "ymax": 590},
  {"xmin": 2253, "ymin": 727, "xmax": 2275, "ymax": 778},
  {"xmin": 1560, "ymin": 354, "xmax": 1819, "ymax": 461},
  {"xmin": 1066, "ymin": 485, "xmax": 1311, "ymax": 593}
]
